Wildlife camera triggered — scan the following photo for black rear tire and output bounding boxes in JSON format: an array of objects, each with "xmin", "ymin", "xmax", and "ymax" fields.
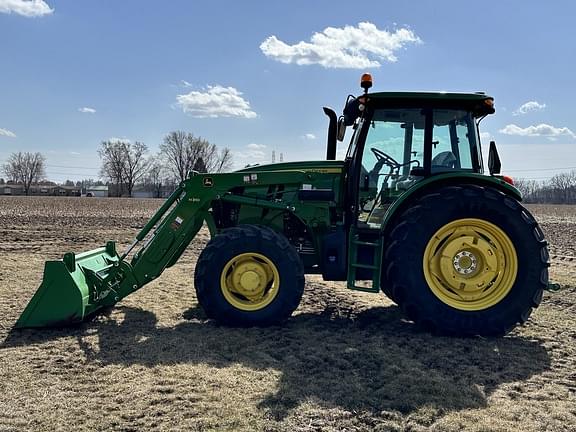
[
  {"xmin": 195, "ymin": 225, "xmax": 305, "ymax": 326},
  {"xmin": 385, "ymin": 185, "xmax": 549, "ymax": 336}
]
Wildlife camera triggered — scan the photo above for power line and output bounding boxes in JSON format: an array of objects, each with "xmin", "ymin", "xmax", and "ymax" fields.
[
  {"xmin": 514, "ymin": 177, "xmax": 557, "ymax": 181},
  {"xmin": 0, "ymin": 160, "xmax": 99, "ymax": 171},
  {"xmin": 45, "ymin": 164, "xmax": 99, "ymax": 170},
  {"xmin": 506, "ymin": 166, "xmax": 576, "ymax": 172},
  {"xmin": 45, "ymin": 171, "xmax": 100, "ymax": 177}
]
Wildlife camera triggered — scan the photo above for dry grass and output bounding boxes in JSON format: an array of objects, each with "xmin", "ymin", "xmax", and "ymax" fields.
[{"xmin": 0, "ymin": 197, "xmax": 575, "ymax": 431}]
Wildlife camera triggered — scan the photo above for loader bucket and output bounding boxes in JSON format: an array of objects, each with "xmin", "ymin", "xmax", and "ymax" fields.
[{"xmin": 16, "ymin": 242, "xmax": 120, "ymax": 329}]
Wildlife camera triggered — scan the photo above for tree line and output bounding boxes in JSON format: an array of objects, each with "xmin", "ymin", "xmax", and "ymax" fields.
[
  {"xmin": 515, "ymin": 171, "xmax": 576, "ymax": 204},
  {"xmin": 1, "ymin": 131, "xmax": 232, "ymax": 196}
]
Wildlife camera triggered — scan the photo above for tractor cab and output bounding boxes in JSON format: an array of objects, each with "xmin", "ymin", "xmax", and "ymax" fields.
[
  {"xmin": 336, "ymin": 78, "xmax": 495, "ymax": 228},
  {"xmin": 325, "ymin": 75, "xmax": 505, "ymax": 293}
]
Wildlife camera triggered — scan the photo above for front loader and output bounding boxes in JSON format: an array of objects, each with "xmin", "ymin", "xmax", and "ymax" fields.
[{"xmin": 17, "ymin": 74, "xmax": 550, "ymax": 336}]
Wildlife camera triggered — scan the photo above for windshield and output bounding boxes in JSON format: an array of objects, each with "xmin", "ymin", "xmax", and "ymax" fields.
[{"xmin": 365, "ymin": 109, "xmax": 425, "ymax": 178}]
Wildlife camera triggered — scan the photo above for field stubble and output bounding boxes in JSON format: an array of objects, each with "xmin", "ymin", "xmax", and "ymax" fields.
[{"xmin": 0, "ymin": 196, "xmax": 575, "ymax": 431}]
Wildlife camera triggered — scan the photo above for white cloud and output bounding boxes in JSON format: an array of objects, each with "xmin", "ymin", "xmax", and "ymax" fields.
[
  {"xmin": 303, "ymin": 133, "xmax": 316, "ymax": 140},
  {"xmin": 78, "ymin": 107, "xmax": 96, "ymax": 114},
  {"xmin": 260, "ymin": 22, "xmax": 421, "ymax": 69},
  {"xmin": 0, "ymin": 127, "xmax": 16, "ymax": 138},
  {"xmin": 512, "ymin": 101, "xmax": 546, "ymax": 116},
  {"xmin": 108, "ymin": 137, "xmax": 131, "ymax": 144},
  {"xmin": 479, "ymin": 131, "xmax": 492, "ymax": 141},
  {"xmin": 247, "ymin": 143, "xmax": 266, "ymax": 150},
  {"xmin": 233, "ymin": 144, "xmax": 271, "ymax": 168},
  {"xmin": 499, "ymin": 123, "xmax": 576, "ymax": 139},
  {"xmin": 176, "ymin": 85, "xmax": 257, "ymax": 118},
  {"xmin": 0, "ymin": 0, "xmax": 53, "ymax": 17}
]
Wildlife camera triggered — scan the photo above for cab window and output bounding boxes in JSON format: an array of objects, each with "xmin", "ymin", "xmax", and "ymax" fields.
[
  {"xmin": 431, "ymin": 110, "xmax": 477, "ymax": 171},
  {"xmin": 357, "ymin": 109, "xmax": 425, "ymax": 224},
  {"xmin": 361, "ymin": 108, "xmax": 425, "ymax": 191}
]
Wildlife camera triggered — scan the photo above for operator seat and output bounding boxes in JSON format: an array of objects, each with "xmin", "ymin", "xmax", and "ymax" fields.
[
  {"xmin": 431, "ymin": 151, "xmax": 457, "ymax": 170},
  {"xmin": 395, "ymin": 174, "xmax": 423, "ymax": 191},
  {"xmin": 395, "ymin": 151, "xmax": 457, "ymax": 191}
]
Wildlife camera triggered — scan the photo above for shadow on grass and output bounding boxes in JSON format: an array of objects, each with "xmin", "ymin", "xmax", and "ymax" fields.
[{"xmin": 3, "ymin": 304, "xmax": 551, "ymax": 418}]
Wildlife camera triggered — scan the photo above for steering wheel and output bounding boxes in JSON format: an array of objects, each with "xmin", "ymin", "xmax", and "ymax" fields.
[{"xmin": 370, "ymin": 148, "xmax": 400, "ymax": 169}]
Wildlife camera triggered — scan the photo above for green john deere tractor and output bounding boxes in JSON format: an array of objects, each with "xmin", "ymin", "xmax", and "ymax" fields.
[{"xmin": 16, "ymin": 74, "xmax": 549, "ymax": 336}]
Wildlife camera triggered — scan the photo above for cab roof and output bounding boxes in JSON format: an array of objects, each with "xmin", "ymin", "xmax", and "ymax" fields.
[
  {"xmin": 368, "ymin": 91, "xmax": 492, "ymax": 100},
  {"xmin": 366, "ymin": 91, "xmax": 495, "ymax": 115}
]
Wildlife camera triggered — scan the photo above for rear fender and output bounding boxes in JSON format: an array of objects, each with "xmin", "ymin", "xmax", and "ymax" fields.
[{"xmin": 382, "ymin": 173, "xmax": 521, "ymax": 233}]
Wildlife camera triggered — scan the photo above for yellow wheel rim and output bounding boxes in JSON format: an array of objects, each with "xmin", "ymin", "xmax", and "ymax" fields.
[
  {"xmin": 220, "ymin": 252, "xmax": 280, "ymax": 311},
  {"xmin": 423, "ymin": 218, "xmax": 518, "ymax": 311}
]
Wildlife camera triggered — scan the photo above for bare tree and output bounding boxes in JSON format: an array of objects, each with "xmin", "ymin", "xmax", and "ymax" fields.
[
  {"xmin": 2, "ymin": 151, "xmax": 46, "ymax": 195},
  {"xmin": 123, "ymin": 141, "xmax": 149, "ymax": 197},
  {"xmin": 193, "ymin": 140, "xmax": 232, "ymax": 173},
  {"xmin": 213, "ymin": 147, "xmax": 233, "ymax": 172},
  {"xmin": 98, "ymin": 140, "xmax": 149, "ymax": 197},
  {"xmin": 160, "ymin": 131, "xmax": 194, "ymax": 183},
  {"xmin": 160, "ymin": 131, "xmax": 233, "ymax": 182},
  {"xmin": 549, "ymin": 171, "xmax": 576, "ymax": 203},
  {"xmin": 143, "ymin": 158, "xmax": 167, "ymax": 198},
  {"xmin": 514, "ymin": 178, "xmax": 541, "ymax": 203},
  {"xmin": 99, "ymin": 141, "xmax": 127, "ymax": 196},
  {"xmin": 192, "ymin": 157, "xmax": 207, "ymax": 173}
]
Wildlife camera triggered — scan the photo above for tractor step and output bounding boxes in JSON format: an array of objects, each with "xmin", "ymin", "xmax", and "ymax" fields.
[
  {"xmin": 353, "ymin": 240, "xmax": 380, "ymax": 247},
  {"xmin": 347, "ymin": 227, "xmax": 383, "ymax": 294},
  {"xmin": 351, "ymin": 263, "xmax": 379, "ymax": 270}
]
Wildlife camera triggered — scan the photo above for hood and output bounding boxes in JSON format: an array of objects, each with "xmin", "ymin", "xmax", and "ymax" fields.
[{"xmin": 236, "ymin": 160, "xmax": 345, "ymax": 175}]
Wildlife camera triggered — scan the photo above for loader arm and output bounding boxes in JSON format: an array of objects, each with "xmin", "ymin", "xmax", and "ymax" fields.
[
  {"xmin": 125, "ymin": 170, "xmax": 321, "ymax": 291},
  {"xmin": 16, "ymin": 170, "xmax": 321, "ymax": 328}
]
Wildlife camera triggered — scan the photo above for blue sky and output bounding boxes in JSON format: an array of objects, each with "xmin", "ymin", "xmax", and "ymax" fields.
[{"xmin": 1, "ymin": 0, "xmax": 575, "ymax": 182}]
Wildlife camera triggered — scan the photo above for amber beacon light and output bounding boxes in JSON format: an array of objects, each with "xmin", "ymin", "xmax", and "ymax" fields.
[{"xmin": 361, "ymin": 73, "xmax": 373, "ymax": 93}]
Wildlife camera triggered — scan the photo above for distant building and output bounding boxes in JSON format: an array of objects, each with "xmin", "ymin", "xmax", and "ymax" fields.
[
  {"xmin": 84, "ymin": 185, "xmax": 109, "ymax": 197},
  {"xmin": 1, "ymin": 183, "xmax": 80, "ymax": 196},
  {"xmin": 26, "ymin": 185, "xmax": 51, "ymax": 195},
  {"xmin": 54, "ymin": 185, "xmax": 81, "ymax": 196},
  {"xmin": 2, "ymin": 184, "xmax": 25, "ymax": 195}
]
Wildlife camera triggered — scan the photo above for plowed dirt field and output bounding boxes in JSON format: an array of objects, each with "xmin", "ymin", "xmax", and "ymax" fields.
[{"xmin": 1, "ymin": 197, "xmax": 575, "ymax": 431}]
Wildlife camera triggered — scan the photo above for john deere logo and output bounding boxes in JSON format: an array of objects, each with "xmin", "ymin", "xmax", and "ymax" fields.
[{"xmin": 203, "ymin": 177, "xmax": 214, "ymax": 187}]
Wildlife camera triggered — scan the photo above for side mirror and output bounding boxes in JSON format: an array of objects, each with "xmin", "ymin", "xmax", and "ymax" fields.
[
  {"xmin": 488, "ymin": 141, "xmax": 501, "ymax": 175},
  {"xmin": 337, "ymin": 116, "xmax": 346, "ymax": 142}
]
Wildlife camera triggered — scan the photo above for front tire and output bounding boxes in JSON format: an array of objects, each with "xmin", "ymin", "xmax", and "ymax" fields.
[
  {"xmin": 385, "ymin": 185, "xmax": 549, "ymax": 336},
  {"xmin": 194, "ymin": 225, "xmax": 304, "ymax": 326}
]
